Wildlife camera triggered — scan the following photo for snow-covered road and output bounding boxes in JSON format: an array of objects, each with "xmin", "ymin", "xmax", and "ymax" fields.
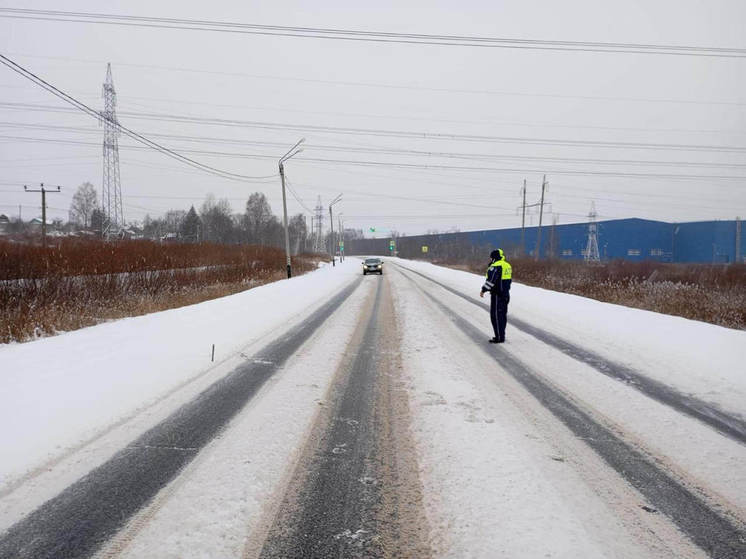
[{"xmin": 0, "ymin": 258, "xmax": 744, "ymax": 558}]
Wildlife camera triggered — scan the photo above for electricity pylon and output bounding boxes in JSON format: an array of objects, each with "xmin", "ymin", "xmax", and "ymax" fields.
[
  {"xmin": 101, "ymin": 63, "xmax": 124, "ymax": 237},
  {"xmin": 584, "ymin": 201, "xmax": 601, "ymax": 263},
  {"xmin": 312, "ymin": 196, "xmax": 325, "ymax": 253}
]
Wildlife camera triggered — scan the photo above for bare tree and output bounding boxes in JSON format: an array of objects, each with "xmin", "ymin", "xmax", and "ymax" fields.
[
  {"xmin": 163, "ymin": 209, "xmax": 186, "ymax": 234},
  {"xmin": 289, "ymin": 213, "xmax": 308, "ymax": 253},
  {"xmin": 69, "ymin": 182, "xmax": 98, "ymax": 229},
  {"xmin": 200, "ymin": 194, "xmax": 234, "ymax": 244}
]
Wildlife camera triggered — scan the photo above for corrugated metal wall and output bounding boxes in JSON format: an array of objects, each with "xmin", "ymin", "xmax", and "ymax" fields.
[{"xmin": 346, "ymin": 218, "xmax": 743, "ymax": 264}]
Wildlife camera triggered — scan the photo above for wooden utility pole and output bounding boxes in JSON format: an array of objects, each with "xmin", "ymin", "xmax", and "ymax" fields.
[
  {"xmin": 24, "ymin": 183, "xmax": 60, "ymax": 248},
  {"xmin": 520, "ymin": 179, "xmax": 527, "ymax": 256},
  {"xmin": 534, "ymin": 175, "xmax": 547, "ymax": 261}
]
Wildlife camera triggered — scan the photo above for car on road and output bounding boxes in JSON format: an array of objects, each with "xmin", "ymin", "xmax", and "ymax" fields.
[{"xmin": 363, "ymin": 258, "xmax": 383, "ymax": 275}]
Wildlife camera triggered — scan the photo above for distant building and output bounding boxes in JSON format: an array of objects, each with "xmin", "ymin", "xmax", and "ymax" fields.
[
  {"xmin": 28, "ymin": 217, "xmax": 55, "ymax": 231},
  {"xmin": 347, "ymin": 218, "xmax": 745, "ymax": 264},
  {"xmin": 119, "ymin": 226, "xmax": 143, "ymax": 240},
  {"xmin": 160, "ymin": 232, "xmax": 180, "ymax": 243},
  {"xmin": 0, "ymin": 214, "xmax": 9, "ymax": 235}
]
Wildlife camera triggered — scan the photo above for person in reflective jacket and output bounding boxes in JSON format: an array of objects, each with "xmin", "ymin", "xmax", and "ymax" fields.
[{"xmin": 480, "ymin": 248, "xmax": 512, "ymax": 343}]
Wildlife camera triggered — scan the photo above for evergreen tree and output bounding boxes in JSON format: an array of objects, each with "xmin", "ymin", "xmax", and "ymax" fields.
[{"xmin": 180, "ymin": 206, "xmax": 202, "ymax": 242}]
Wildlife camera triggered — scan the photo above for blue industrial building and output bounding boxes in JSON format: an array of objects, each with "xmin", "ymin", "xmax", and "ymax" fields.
[{"xmin": 347, "ymin": 218, "xmax": 744, "ymax": 264}]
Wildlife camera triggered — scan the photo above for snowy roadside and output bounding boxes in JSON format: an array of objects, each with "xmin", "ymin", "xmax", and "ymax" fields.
[
  {"xmin": 98, "ymin": 275, "xmax": 378, "ymax": 559},
  {"xmin": 388, "ymin": 265, "xmax": 702, "ymax": 558},
  {"xmin": 390, "ymin": 258, "xmax": 746, "ymax": 418},
  {"xmin": 0, "ymin": 259, "xmax": 361, "ymax": 489}
]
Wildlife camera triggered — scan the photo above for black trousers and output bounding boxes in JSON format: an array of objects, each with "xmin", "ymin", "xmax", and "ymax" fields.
[{"xmin": 490, "ymin": 293, "xmax": 509, "ymax": 341}]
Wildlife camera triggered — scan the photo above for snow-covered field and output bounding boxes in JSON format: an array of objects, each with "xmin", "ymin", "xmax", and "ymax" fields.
[{"xmin": 1, "ymin": 257, "xmax": 744, "ymax": 557}]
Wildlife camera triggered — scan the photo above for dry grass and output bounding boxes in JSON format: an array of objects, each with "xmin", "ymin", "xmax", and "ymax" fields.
[
  {"xmin": 437, "ymin": 257, "xmax": 746, "ymax": 330},
  {"xmin": 1, "ymin": 239, "xmax": 320, "ymax": 343}
]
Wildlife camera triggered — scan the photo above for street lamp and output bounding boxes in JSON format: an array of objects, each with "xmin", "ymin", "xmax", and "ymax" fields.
[
  {"xmin": 328, "ymin": 194, "xmax": 342, "ymax": 266},
  {"xmin": 278, "ymin": 138, "xmax": 305, "ymax": 278}
]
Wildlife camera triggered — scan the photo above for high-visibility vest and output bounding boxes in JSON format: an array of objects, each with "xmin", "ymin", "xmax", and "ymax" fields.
[{"xmin": 488, "ymin": 259, "xmax": 512, "ymax": 280}]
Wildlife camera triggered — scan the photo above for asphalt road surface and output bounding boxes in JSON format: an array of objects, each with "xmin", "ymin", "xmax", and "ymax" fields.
[{"xmin": 1, "ymin": 261, "xmax": 744, "ymax": 558}]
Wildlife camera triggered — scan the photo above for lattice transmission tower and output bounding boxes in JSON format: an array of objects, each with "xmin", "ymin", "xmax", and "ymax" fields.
[
  {"xmin": 584, "ymin": 201, "xmax": 601, "ymax": 263},
  {"xmin": 312, "ymin": 196, "xmax": 325, "ymax": 253},
  {"xmin": 100, "ymin": 63, "xmax": 124, "ymax": 236}
]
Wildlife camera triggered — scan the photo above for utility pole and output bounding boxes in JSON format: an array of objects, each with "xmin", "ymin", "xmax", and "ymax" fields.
[
  {"xmin": 278, "ymin": 138, "xmax": 305, "ymax": 278},
  {"xmin": 520, "ymin": 179, "xmax": 527, "ymax": 256},
  {"xmin": 549, "ymin": 213, "xmax": 558, "ymax": 259},
  {"xmin": 329, "ymin": 194, "xmax": 342, "ymax": 266},
  {"xmin": 329, "ymin": 207, "xmax": 334, "ymax": 265},
  {"xmin": 534, "ymin": 175, "xmax": 547, "ymax": 261},
  {"xmin": 338, "ymin": 215, "xmax": 344, "ymax": 262},
  {"xmin": 279, "ymin": 162, "xmax": 292, "ymax": 277},
  {"xmin": 24, "ymin": 183, "xmax": 61, "ymax": 248},
  {"xmin": 736, "ymin": 216, "xmax": 742, "ymax": 264}
]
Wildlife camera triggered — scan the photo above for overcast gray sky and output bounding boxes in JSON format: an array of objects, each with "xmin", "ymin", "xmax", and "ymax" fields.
[{"xmin": 1, "ymin": 0, "xmax": 745, "ymax": 236}]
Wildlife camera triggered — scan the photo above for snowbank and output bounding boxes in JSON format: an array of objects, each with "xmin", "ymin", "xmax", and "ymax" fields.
[{"xmin": 0, "ymin": 260, "xmax": 360, "ymax": 487}]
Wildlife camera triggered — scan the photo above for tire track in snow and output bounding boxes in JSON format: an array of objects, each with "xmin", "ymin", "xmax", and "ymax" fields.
[
  {"xmin": 396, "ymin": 266, "xmax": 746, "ymax": 558},
  {"xmin": 394, "ymin": 262, "xmax": 746, "ymax": 446},
  {"xmin": 257, "ymin": 274, "xmax": 430, "ymax": 559},
  {"xmin": 0, "ymin": 279, "xmax": 362, "ymax": 559}
]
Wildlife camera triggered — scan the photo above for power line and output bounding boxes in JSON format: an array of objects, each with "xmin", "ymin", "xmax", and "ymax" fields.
[
  {"xmin": 4, "ymin": 121, "xmax": 746, "ymax": 170},
  {"xmin": 4, "ymin": 184, "xmax": 726, "ymax": 215},
  {"xmin": 2, "ymin": 8, "xmax": 746, "ymax": 57},
  {"xmin": 4, "ymin": 101, "xmax": 746, "ymax": 154},
  {"xmin": 8, "ymin": 52, "xmax": 746, "ymax": 107},
  {"xmin": 0, "ymin": 54, "xmax": 277, "ymax": 183},
  {"xmin": 5, "ymin": 134, "xmax": 745, "ymax": 182},
  {"xmin": 7, "ymin": 88, "xmax": 746, "ymax": 136},
  {"xmin": 293, "ymin": 156, "xmax": 746, "ymax": 182},
  {"xmin": 283, "ymin": 177, "xmax": 314, "ymax": 214},
  {"xmin": 2, "ymin": 136, "xmax": 740, "ymax": 213}
]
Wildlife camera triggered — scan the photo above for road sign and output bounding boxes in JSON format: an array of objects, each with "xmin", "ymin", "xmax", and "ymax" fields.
[{"xmin": 422, "ymin": 246, "xmax": 429, "ymax": 253}]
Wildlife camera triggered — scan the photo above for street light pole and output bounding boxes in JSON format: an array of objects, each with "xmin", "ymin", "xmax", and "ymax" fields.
[
  {"xmin": 279, "ymin": 162, "xmax": 292, "ymax": 278},
  {"xmin": 278, "ymin": 138, "xmax": 305, "ymax": 278}
]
